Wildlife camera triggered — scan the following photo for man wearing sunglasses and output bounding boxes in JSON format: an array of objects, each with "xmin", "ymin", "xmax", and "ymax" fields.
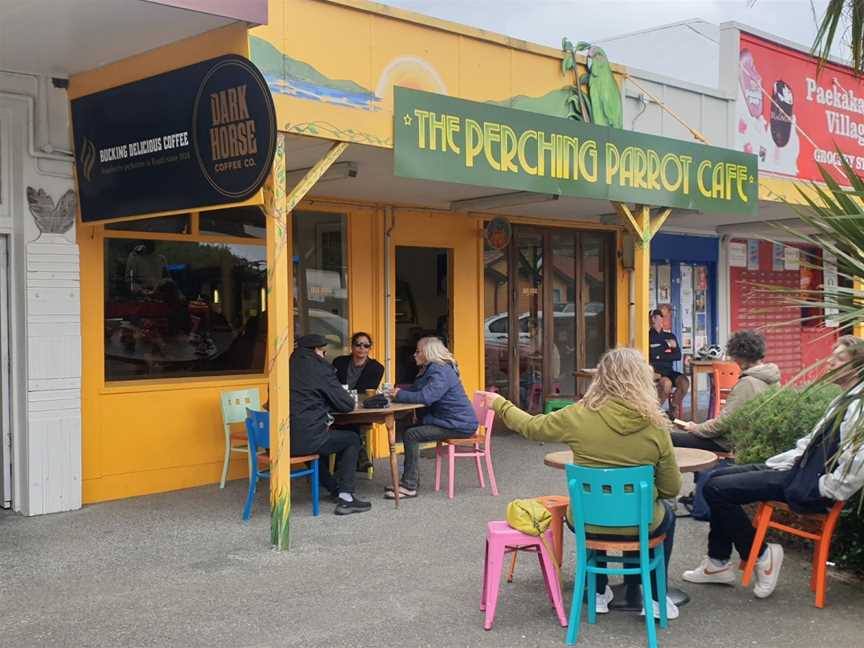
[
  {"xmin": 333, "ymin": 332, "xmax": 385, "ymax": 392},
  {"xmin": 333, "ymin": 332, "xmax": 385, "ymax": 472}
]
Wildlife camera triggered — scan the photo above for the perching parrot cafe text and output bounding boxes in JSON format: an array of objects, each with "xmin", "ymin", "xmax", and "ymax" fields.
[{"xmin": 394, "ymin": 87, "xmax": 758, "ymax": 216}]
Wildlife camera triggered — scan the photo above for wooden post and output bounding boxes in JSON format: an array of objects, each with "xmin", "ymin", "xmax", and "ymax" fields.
[
  {"xmin": 632, "ymin": 205, "xmax": 651, "ymax": 357},
  {"xmin": 264, "ymin": 138, "xmax": 348, "ymax": 551},
  {"xmin": 264, "ymin": 133, "xmax": 292, "ymax": 550},
  {"xmin": 612, "ymin": 203, "xmax": 670, "ymax": 357}
]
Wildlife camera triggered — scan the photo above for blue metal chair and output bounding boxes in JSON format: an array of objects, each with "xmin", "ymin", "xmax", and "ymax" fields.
[
  {"xmin": 564, "ymin": 464, "xmax": 668, "ymax": 648},
  {"xmin": 243, "ymin": 408, "xmax": 320, "ymax": 521}
]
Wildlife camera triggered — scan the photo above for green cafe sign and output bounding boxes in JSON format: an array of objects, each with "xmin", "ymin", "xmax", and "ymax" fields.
[{"xmin": 394, "ymin": 87, "xmax": 758, "ymax": 215}]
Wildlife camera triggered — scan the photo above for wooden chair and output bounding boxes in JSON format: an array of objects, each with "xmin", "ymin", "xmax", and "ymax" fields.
[
  {"xmin": 219, "ymin": 388, "xmax": 261, "ymax": 488},
  {"xmin": 741, "ymin": 500, "xmax": 845, "ymax": 608},
  {"xmin": 709, "ymin": 362, "xmax": 740, "ymax": 418}
]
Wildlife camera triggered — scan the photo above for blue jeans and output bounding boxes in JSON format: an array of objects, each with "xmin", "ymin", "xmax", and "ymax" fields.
[
  {"xmin": 582, "ymin": 501, "xmax": 676, "ymax": 603},
  {"xmin": 400, "ymin": 424, "xmax": 472, "ymax": 490}
]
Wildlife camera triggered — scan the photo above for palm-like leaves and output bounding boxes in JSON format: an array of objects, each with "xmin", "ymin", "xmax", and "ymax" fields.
[{"xmin": 813, "ymin": 0, "xmax": 864, "ymax": 73}]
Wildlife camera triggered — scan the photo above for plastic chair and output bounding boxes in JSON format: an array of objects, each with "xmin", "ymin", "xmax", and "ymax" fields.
[
  {"xmin": 545, "ymin": 399, "xmax": 575, "ymax": 414},
  {"xmin": 434, "ymin": 393, "xmax": 499, "ymax": 499},
  {"xmin": 565, "ymin": 464, "xmax": 668, "ymax": 647},
  {"xmin": 242, "ymin": 409, "xmax": 320, "ymax": 521},
  {"xmin": 480, "ymin": 520, "xmax": 568, "ymax": 631},
  {"xmin": 219, "ymin": 388, "xmax": 261, "ymax": 488},
  {"xmin": 742, "ymin": 500, "xmax": 845, "ymax": 608},
  {"xmin": 507, "ymin": 495, "xmax": 569, "ymax": 582},
  {"xmin": 709, "ymin": 362, "xmax": 740, "ymax": 418}
]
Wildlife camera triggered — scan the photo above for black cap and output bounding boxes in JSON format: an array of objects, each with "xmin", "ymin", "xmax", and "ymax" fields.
[
  {"xmin": 650, "ymin": 309, "xmax": 663, "ymax": 318},
  {"xmin": 297, "ymin": 333, "xmax": 328, "ymax": 349}
]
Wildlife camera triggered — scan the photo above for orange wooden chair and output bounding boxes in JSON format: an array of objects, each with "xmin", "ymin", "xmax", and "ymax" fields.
[
  {"xmin": 507, "ymin": 495, "xmax": 569, "ymax": 582},
  {"xmin": 709, "ymin": 362, "xmax": 740, "ymax": 418},
  {"xmin": 741, "ymin": 500, "xmax": 845, "ymax": 608}
]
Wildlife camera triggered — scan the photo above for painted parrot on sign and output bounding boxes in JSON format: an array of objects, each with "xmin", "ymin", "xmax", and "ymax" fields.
[{"xmin": 561, "ymin": 39, "xmax": 623, "ymax": 129}]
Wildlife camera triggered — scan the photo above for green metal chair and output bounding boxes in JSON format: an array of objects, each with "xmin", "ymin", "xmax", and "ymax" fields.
[
  {"xmin": 544, "ymin": 398, "xmax": 575, "ymax": 414},
  {"xmin": 219, "ymin": 388, "xmax": 261, "ymax": 488}
]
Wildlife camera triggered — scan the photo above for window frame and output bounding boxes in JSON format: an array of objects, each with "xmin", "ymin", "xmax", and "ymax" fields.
[{"xmin": 100, "ymin": 209, "xmax": 268, "ymax": 387}]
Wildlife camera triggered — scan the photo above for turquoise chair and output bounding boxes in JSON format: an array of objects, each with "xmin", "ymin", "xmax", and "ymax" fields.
[
  {"xmin": 564, "ymin": 464, "xmax": 668, "ymax": 648},
  {"xmin": 219, "ymin": 388, "xmax": 261, "ymax": 488}
]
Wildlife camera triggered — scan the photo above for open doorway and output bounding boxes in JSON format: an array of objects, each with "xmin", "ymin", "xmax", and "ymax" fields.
[{"xmin": 394, "ymin": 246, "xmax": 452, "ymax": 385}]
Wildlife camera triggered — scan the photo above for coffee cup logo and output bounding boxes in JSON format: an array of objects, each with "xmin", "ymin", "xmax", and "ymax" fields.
[
  {"xmin": 192, "ymin": 57, "xmax": 276, "ymax": 199},
  {"xmin": 79, "ymin": 137, "xmax": 97, "ymax": 182}
]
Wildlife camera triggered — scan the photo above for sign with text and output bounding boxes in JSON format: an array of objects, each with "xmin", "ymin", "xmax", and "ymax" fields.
[
  {"xmin": 737, "ymin": 32, "xmax": 864, "ymax": 182},
  {"xmin": 394, "ymin": 87, "xmax": 758, "ymax": 215},
  {"xmin": 72, "ymin": 54, "xmax": 276, "ymax": 222}
]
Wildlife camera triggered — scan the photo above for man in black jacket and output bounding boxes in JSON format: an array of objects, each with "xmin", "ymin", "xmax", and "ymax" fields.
[
  {"xmin": 649, "ymin": 309, "xmax": 689, "ymax": 416},
  {"xmin": 290, "ymin": 334, "xmax": 371, "ymax": 515}
]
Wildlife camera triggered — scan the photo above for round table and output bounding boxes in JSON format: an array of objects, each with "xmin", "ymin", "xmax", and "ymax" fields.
[
  {"xmin": 543, "ymin": 447, "xmax": 718, "ymax": 473},
  {"xmin": 543, "ymin": 446, "xmax": 719, "ymax": 610}
]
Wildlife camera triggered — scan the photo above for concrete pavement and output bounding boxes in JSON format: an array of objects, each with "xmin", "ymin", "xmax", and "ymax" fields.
[{"xmin": 2, "ymin": 429, "xmax": 862, "ymax": 647}]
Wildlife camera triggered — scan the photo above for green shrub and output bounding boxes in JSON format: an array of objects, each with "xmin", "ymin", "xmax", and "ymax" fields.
[{"xmin": 721, "ymin": 384, "xmax": 841, "ymax": 464}]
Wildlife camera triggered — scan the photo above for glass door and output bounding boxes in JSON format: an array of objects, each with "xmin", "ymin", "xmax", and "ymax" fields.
[
  {"xmin": 483, "ymin": 225, "xmax": 615, "ymax": 413},
  {"xmin": 513, "ymin": 230, "xmax": 545, "ymax": 412}
]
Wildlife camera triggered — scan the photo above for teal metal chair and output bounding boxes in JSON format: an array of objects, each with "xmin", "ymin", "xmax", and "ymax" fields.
[
  {"xmin": 564, "ymin": 464, "xmax": 668, "ymax": 648},
  {"xmin": 219, "ymin": 388, "xmax": 261, "ymax": 488}
]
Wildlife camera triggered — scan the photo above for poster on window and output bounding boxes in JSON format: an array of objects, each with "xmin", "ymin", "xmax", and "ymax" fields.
[
  {"xmin": 680, "ymin": 265, "xmax": 694, "ymax": 350},
  {"xmin": 657, "ymin": 264, "xmax": 671, "ymax": 304},
  {"xmin": 729, "ymin": 241, "xmax": 747, "ymax": 267},
  {"xmin": 784, "ymin": 246, "xmax": 800, "ymax": 271},
  {"xmin": 747, "ymin": 239, "xmax": 760, "ymax": 270},
  {"xmin": 773, "ymin": 243, "xmax": 785, "ymax": 271},
  {"xmin": 695, "ymin": 312, "xmax": 707, "ymax": 350},
  {"xmin": 824, "ymin": 250, "xmax": 839, "ymax": 327},
  {"xmin": 649, "ymin": 264, "xmax": 657, "ymax": 310}
]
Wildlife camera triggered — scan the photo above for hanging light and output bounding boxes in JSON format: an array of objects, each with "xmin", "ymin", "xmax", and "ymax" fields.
[
  {"xmin": 213, "ymin": 288, "xmax": 220, "ymax": 304},
  {"xmin": 261, "ymin": 286, "xmax": 267, "ymax": 312}
]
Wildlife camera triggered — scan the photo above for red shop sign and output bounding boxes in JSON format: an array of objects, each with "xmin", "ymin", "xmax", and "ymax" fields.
[{"xmin": 736, "ymin": 32, "xmax": 864, "ymax": 183}]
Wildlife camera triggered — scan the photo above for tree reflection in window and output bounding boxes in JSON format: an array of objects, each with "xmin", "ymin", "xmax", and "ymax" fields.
[{"xmin": 104, "ymin": 239, "xmax": 267, "ymax": 381}]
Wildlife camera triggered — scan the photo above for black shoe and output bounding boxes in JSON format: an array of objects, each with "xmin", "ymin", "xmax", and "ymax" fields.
[
  {"xmin": 335, "ymin": 497, "xmax": 372, "ymax": 515},
  {"xmin": 678, "ymin": 493, "xmax": 695, "ymax": 507}
]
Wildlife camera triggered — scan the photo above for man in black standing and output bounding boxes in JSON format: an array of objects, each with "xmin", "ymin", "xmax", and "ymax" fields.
[
  {"xmin": 649, "ymin": 309, "xmax": 689, "ymax": 417},
  {"xmin": 290, "ymin": 334, "xmax": 371, "ymax": 515}
]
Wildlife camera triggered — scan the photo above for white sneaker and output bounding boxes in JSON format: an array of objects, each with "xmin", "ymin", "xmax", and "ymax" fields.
[
  {"xmin": 640, "ymin": 596, "xmax": 680, "ymax": 620},
  {"xmin": 595, "ymin": 585, "xmax": 614, "ymax": 614},
  {"xmin": 682, "ymin": 556, "xmax": 737, "ymax": 585},
  {"xmin": 753, "ymin": 543, "xmax": 784, "ymax": 599}
]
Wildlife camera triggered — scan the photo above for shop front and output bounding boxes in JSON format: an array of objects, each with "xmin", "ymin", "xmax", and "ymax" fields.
[{"xmin": 66, "ymin": 0, "xmax": 756, "ymax": 549}]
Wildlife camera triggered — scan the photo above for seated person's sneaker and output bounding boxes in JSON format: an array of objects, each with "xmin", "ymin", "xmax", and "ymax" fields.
[
  {"xmin": 682, "ymin": 556, "xmax": 736, "ymax": 585},
  {"xmin": 641, "ymin": 595, "xmax": 680, "ymax": 620},
  {"xmin": 334, "ymin": 495, "xmax": 372, "ymax": 515},
  {"xmin": 753, "ymin": 543, "xmax": 784, "ymax": 599},
  {"xmin": 595, "ymin": 585, "xmax": 614, "ymax": 614}
]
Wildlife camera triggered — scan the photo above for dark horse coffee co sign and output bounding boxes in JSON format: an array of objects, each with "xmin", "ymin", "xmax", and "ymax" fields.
[{"xmin": 72, "ymin": 54, "xmax": 276, "ymax": 222}]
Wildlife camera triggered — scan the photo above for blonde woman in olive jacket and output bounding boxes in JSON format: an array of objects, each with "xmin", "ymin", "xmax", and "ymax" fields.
[{"xmin": 478, "ymin": 347, "xmax": 682, "ymax": 619}]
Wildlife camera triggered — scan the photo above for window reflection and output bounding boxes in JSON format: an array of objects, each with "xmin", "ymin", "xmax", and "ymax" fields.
[
  {"xmin": 104, "ymin": 239, "xmax": 266, "ymax": 381},
  {"xmin": 293, "ymin": 211, "xmax": 349, "ymax": 358}
]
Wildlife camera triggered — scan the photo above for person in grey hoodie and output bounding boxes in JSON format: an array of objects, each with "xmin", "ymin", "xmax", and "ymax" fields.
[{"xmin": 673, "ymin": 331, "xmax": 780, "ymax": 452}]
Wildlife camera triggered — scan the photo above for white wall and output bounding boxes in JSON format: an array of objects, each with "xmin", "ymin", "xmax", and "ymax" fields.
[{"xmin": 0, "ymin": 70, "xmax": 81, "ymax": 515}]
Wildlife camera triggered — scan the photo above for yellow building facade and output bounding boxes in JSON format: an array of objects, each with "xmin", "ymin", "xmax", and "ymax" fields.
[{"xmin": 71, "ymin": 0, "xmax": 736, "ymax": 504}]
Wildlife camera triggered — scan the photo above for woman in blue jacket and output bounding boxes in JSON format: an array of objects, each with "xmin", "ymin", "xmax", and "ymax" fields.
[{"xmin": 385, "ymin": 336, "xmax": 478, "ymax": 498}]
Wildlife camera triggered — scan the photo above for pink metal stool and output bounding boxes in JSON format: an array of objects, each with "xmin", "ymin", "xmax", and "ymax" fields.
[{"xmin": 481, "ymin": 520, "xmax": 568, "ymax": 631}]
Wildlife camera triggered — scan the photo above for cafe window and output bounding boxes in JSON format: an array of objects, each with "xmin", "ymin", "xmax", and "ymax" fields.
[
  {"xmin": 104, "ymin": 213, "xmax": 267, "ymax": 381},
  {"xmin": 293, "ymin": 211, "xmax": 349, "ymax": 356}
]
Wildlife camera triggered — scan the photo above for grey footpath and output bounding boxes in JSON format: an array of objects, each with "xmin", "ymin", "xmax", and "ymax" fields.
[{"xmin": 2, "ymin": 430, "xmax": 862, "ymax": 648}]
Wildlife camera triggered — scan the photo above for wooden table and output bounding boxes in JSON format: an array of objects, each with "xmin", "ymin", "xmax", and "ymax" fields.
[
  {"xmin": 543, "ymin": 447, "xmax": 718, "ymax": 473},
  {"xmin": 332, "ymin": 402, "xmax": 423, "ymax": 508},
  {"xmin": 688, "ymin": 360, "xmax": 717, "ymax": 422}
]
